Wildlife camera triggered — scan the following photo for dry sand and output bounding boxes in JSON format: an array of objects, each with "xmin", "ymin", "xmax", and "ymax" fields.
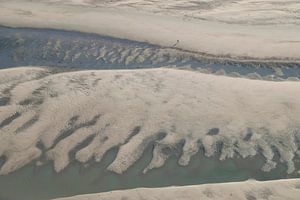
[
  {"xmin": 53, "ymin": 178, "xmax": 300, "ymax": 200},
  {"xmin": 45, "ymin": 0, "xmax": 300, "ymax": 25},
  {"xmin": 1, "ymin": 67, "xmax": 300, "ymax": 175}
]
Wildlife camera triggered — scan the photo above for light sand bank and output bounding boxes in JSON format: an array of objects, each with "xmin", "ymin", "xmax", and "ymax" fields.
[
  {"xmin": 1, "ymin": 67, "xmax": 300, "ymax": 175},
  {"xmin": 53, "ymin": 178, "xmax": 300, "ymax": 200}
]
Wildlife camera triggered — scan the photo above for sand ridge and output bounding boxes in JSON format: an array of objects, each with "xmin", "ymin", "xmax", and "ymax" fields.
[{"xmin": 0, "ymin": 67, "xmax": 300, "ymax": 175}]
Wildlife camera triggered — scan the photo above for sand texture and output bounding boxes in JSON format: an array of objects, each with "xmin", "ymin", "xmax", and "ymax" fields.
[
  {"xmin": 1, "ymin": 67, "xmax": 300, "ymax": 175},
  {"xmin": 53, "ymin": 178, "xmax": 300, "ymax": 200}
]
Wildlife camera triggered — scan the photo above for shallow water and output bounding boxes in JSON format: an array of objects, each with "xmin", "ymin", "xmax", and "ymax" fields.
[
  {"xmin": 0, "ymin": 26, "xmax": 300, "ymax": 80},
  {"xmin": 0, "ymin": 143, "xmax": 299, "ymax": 200}
]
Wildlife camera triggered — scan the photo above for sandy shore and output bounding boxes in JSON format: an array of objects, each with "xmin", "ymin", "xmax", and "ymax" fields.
[
  {"xmin": 1, "ymin": 67, "xmax": 300, "ymax": 175},
  {"xmin": 44, "ymin": 0, "xmax": 300, "ymax": 26},
  {"xmin": 53, "ymin": 178, "xmax": 300, "ymax": 200},
  {"xmin": 0, "ymin": 0, "xmax": 300, "ymax": 60}
]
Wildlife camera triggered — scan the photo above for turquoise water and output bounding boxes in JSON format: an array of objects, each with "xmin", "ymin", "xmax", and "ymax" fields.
[{"xmin": 0, "ymin": 145, "xmax": 298, "ymax": 200}]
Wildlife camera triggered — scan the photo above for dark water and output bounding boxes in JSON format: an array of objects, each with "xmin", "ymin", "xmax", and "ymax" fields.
[
  {"xmin": 0, "ymin": 144, "xmax": 299, "ymax": 200},
  {"xmin": 0, "ymin": 26, "xmax": 300, "ymax": 79}
]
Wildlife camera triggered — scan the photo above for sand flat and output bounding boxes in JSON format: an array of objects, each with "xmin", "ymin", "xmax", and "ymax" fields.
[
  {"xmin": 0, "ymin": 0, "xmax": 300, "ymax": 60},
  {"xmin": 53, "ymin": 178, "xmax": 300, "ymax": 200},
  {"xmin": 1, "ymin": 67, "xmax": 300, "ymax": 175}
]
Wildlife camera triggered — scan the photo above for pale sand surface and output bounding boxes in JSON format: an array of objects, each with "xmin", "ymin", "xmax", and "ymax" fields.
[
  {"xmin": 1, "ymin": 67, "xmax": 300, "ymax": 175},
  {"xmin": 46, "ymin": 0, "xmax": 300, "ymax": 26},
  {"xmin": 53, "ymin": 178, "xmax": 300, "ymax": 200},
  {"xmin": 0, "ymin": 0, "xmax": 300, "ymax": 60}
]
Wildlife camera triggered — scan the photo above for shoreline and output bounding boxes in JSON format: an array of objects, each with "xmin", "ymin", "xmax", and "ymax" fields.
[
  {"xmin": 1, "ymin": 0, "xmax": 300, "ymax": 60},
  {"xmin": 52, "ymin": 178, "xmax": 300, "ymax": 200}
]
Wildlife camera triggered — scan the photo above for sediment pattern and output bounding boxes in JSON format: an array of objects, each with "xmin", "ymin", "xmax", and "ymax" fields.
[
  {"xmin": 0, "ymin": 67, "xmax": 300, "ymax": 175},
  {"xmin": 1, "ymin": 0, "xmax": 300, "ymax": 60},
  {"xmin": 1, "ymin": 26, "xmax": 300, "ymax": 80},
  {"xmin": 43, "ymin": 0, "xmax": 300, "ymax": 25}
]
